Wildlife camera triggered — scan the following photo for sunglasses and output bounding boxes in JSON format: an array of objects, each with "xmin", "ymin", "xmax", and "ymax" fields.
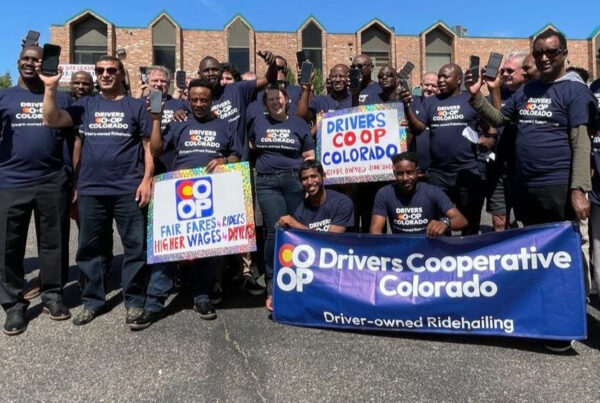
[
  {"xmin": 501, "ymin": 68, "xmax": 519, "ymax": 76},
  {"xmin": 94, "ymin": 67, "xmax": 119, "ymax": 75},
  {"xmin": 531, "ymin": 48, "xmax": 565, "ymax": 59},
  {"xmin": 351, "ymin": 64, "xmax": 364, "ymax": 70},
  {"xmin": 377, "ymin": 72, "xmax": 397, "ymax": 79}
]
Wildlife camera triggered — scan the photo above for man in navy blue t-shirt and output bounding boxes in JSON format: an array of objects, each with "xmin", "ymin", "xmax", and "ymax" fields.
[
  {"xmin": 401, "ymin": 63, "xmax": 484, "ymax": 235},
  {"xmin": 370, "ymin": 152, "xmax": 467, "ymax": 236},
  {"xmin": 351, "ymin": 54, "xmax": 383, "ymax": 105},
  {"xmin": 0, "ymin": 46, "xmax": 72, "ymax": 335},
  {"xmin": 278, "ymin": 160, "xmax": 354, "ymax": 232},
  {"xmin": 41, "ymin": 55, "xmax": 154, "ymax": 328}
]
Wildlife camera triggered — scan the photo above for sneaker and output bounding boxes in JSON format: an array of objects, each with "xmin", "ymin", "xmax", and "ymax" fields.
[
  {"xmin": 125, "ymin": 307, "xmax": 144, "ymax": 324},
  {"xmin": 129, "ymin": 310, "xmax": 163, "ymax": 330},
  {"xmin": 3, "ymin": 307, "xmax": 27, "ymax": 336},
  {"xmin": 24, "ymin": 279, "xmax": 41, "ymax": 300},
  {"xmin": 240, "ymin": 274, "xmax": 265, "ymax": 296},
  {"xmin": 193, "ymin": 302, "xmax": 217, "ymax": 320},
  {"xmin": 265, "ymin": 296, "xmax": 273, "ymax": 312},
  {"xmin": 72, "ymin": 307, "xmax": 103, "ymax": 326},
  {"xmin": 544, "ymin": 340, "xmax": 574, "ymax": 353},
  {"xmin": 42, "ymin": 301, "xmax": 71, "ymax": 321},
  {"xmin": 210, "ymin": 283, "xmax": 223, "ymax": 305}
]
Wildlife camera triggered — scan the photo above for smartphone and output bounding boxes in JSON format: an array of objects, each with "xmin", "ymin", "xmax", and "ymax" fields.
[
  {"xmin": 299, "ymin": 61, "xmax": 313, "ymax": 86},
  {"xmin": 399, "ymin": 78, "xmax": 410, "ymax": 93},
  {"xmin": 41, "ymin": 44, "xmax": 61, "ymax": 76},
  {"xmin": 398, "ymin": 61, "xmax": 415, "ymax": 80},
  {"xmin": 469, "ymin": 55, "xmax": 480, "ymax": 83},
  {"xmin": 483, "ymin": 52, "xmax": 504, "ymax": 80},
  {"xmin": 150, "ymin": 90, "xmax": 162, "ymax": 114},
  {"xmin": 139, "ymin": 66, "xmax": 148, "ymax": 84},
  {"xmin": 176, "ymin": 70, "xmax": 186, "ymax": 90},
  {"xmin": 24, "ymin": 30, "xmax": 40, "ymax": 46},
  {"xmin": 296, "ymin": 50, "xmax": 307, "ymax": 67},
  {"xmin": 349, "ymin": 68, "xmax": 361, "ymax": 90}
]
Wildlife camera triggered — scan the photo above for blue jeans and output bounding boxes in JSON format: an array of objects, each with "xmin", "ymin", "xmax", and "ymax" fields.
[
  {"xmin": 77, "ymin": 195, "xmax": 148, "ymax": 310},
  {"xmin": 255, "ymin": 171, "xmax": 304, "ymax": 287}
]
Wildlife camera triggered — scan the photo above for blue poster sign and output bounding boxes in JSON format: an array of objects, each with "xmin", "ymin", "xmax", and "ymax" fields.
[{"xmin": 272, "ymin": 222, "xmax": 587, "ymax": 340}]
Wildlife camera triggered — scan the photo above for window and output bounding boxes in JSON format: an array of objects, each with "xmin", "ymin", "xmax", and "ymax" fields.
[
  {"xmin": 228, "ymin": 19, "xmax": 250, "ymax": 73},
  {"xmin": 361, "ymin": 24, "xmax": 391, "ymax": 79},
  {"xmin": 152, "ymin": 17, "xmax": 176, "ymax": 75},
  {"xmin": 302, "ymin": 22, "xmax": 323, "ymax": 71},
  {"xmin": 72, "ymin": 15, "xmax": 107, "ymax": 64},
  {"xmin": 425, "ymin": 27, "xmax": 452, "ymax": 73}
]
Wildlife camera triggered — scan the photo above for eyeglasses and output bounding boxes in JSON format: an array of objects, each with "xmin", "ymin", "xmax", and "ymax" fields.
[
  {"xmin": 501, "ymin": 68, "xmax": 520, "ymax": 76},
  {"xmin": 94, "ymin": 67, "xmax": 119, "ymax": 75},
  {"xmin": 531, "ymin": 48, "xmax": 565, "ymax": 59}
]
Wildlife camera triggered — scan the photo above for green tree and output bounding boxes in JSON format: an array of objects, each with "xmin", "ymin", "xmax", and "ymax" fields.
[
  {"xmin": 313, "ymin": 69, "xmax": 325, "ymax": 95},
  {"xmin": 0, "ymin": 71, "xmax": 12, "ymax": 89},
  {"xmin": 285, "ymin": 68, "xmax": 297, "ymax": 85}
]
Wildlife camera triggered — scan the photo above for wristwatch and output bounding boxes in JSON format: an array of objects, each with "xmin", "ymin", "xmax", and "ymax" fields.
[{"xmin": 439, "ymin": 217, "xmax": 451, "ymax": 227}]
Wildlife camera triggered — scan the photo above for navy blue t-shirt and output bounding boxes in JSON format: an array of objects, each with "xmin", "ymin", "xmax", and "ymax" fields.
[
  {"xmin": 590, "ymin": 79, "xmax": 600, "ymax": 109},
  {"xmin": 411, "ymin": 96, "xmax": 431, "ymax": 172},
  {"xmin": 249, "ymin": 115, "xmax": 314, "ymax": 174},
  {"xmin": 309, "ymin": 93, "xmax": 353, "ymax": 116},
  {"xmin": 163, "ymin": 116, "xmax": 241, "ymax": 171},
  {"xmin": 0, "ymin": 86, "xmax": 71, "ymax": 189},
  {"xmin": 293, "ymin": 189, "xmax": 354, "ymax": 231},
  {"xmin": 417, "ymin": 92, "xmax": 480, "ymax": 172},
  {"xmin": 359, "ymin": 82, "xmax": 383, "ymax": 104},
  {"xmin": 372, "ymin": 182, "xmax": 454, "ymax": 234},
  {"xmin": 156, "ymin": 96, "xmax": 186, "ymax": 174},
  {"xmin": 66, "ymin": 95, "xmax": 152, "ymax": 195},
  {"xmin": 247, "ymin": 84, "xmax": 302, "ymax": 127},
  {"xmin": 501, "ymin": 79, "xmax": 596, "ymax": 186},
  {"xmin": 588, "ymin": 81, "xmax": 600, "ymax": 205}
]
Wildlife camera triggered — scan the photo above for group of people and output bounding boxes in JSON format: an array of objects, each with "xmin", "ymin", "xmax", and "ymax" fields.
[{"xmin": 1, "ymin": 29, "xmax": 599, "ymax": 352}]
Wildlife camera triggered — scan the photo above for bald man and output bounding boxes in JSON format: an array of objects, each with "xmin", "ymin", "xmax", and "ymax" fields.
[
  {"xmin": 401, "ymin": 63, "xmax": 484, "ymax": 235},
  {"xmin": 351, "ymin": 54, "xmax": 383, "ymax": 104}
]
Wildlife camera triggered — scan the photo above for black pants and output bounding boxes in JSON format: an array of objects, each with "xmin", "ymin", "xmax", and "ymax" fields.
[
  {"xmin": 427, "ymin": 168, "xmax": 485, "ymax": 235},
  {"xmin": 513, "ymin": 183, "xmax": 573, "ymax": 226},
  {"xmin": 0, "ymin": 171, "xmax": 70, "ymax": 312}
]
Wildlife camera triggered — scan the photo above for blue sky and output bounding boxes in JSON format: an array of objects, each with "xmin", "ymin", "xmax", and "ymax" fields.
[{"xmin": 3, "ymin": 0, "xmax": 600, "ymax": 84}]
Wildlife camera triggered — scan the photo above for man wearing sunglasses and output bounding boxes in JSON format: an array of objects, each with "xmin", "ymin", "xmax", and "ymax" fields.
[
  {"xmin": 351, "ymin": 54, "xmax": 382, "ymax": 105},
  {"xmin": 40, "ymin": 56, "xmax": 154, "ymax": 328},
  {"xmin": 0, "ymin": 46, "xmax": 73, "ymax": 335},
  {"xmin": 465, "ymin": 30, "xmax": 597, "ymax": 352}
]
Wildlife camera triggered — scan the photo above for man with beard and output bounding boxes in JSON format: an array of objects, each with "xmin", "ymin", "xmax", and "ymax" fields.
[
  {"xmin": 370, "ymin": 152, "xmax": 467, "ymax": 236},
  {"xmin": 351, "ymin": 54, "xmax": 383, "ymax": 105},
  {"xmin": 401, "ymin": 63, "xmax": 484, "ymax": 235},
  {"xmin": 0, "ymin": 45, "xmax": 72, "ymax": 335},
  {"xmin": 41, "ymin": 56, "xmax": 154, "ymax": 327},
  {"xmin": 278, "ymin": 160, "xmax": 354, "ymax": 232},
  {"xmin": 465, "ymin": 30, "xmax": 597, "ymax": 352}
]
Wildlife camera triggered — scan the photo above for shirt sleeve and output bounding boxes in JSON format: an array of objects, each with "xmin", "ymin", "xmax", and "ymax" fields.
[
  {"xmin": 137, "ymin": 99, "xmax": 153, "ymax": 138},
  {"xmin": 432, "ymin": 185, "xmax": 455, "ymax": 217},
  {"xmin": 299, "ymin": 119, "xmax": 315, "ymax": 152},
  {"xmin": 238, "ymin": 80, "xmax": 256, "ymax": 106},
  {"xmin": 331, "ymin": 194, "xmax": 355, "ymax": 228},
  {"xmin": 567, "ymin": 85, "xmax": 596, "ymax": 128},
  {"xmin": 227, "ymin": 124, "xmax": 243, "ymax": 159},
  {"xmin": 64, "ymin": 97, "xmax": 86, "ymax": 126},
  {"xmin": 372, "ymin": 188, "xmax": 388, "ymax": 217}
]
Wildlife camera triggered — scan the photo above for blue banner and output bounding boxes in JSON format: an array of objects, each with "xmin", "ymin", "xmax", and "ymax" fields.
[{"xmin": 272, "ymin": 222, "xmax": 587, "ymax": 340}]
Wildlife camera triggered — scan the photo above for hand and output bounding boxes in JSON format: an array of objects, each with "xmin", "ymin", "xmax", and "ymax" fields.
[
  {"xmin": 146, "ymin": 100, "xmax": 164, "ymax": 121},
  {"xmin": 571, "ymin": 189, "xmax": 590, "ymax": 220},
  {"xmin": 172, "ymin": 109, "xmax": 188, "ymax": 122},
  {"xmin": 484, "ymin": 66, "xmax": 502, "ymax": 90},
  {"xmin": 278, "ymin": 215, "xmax": 300, "ymax": 229},
  {"xmin": 205, "ymin": 157, "xmax": 225, "ymax": 173},
  {"xmin": 36, "ymin": 66, "xmax": 63, "ymax": 89},
  {"xmin": 426, "ymin": 220, "xmax": 448, "ymax": 237},
  {"xmin": 300, "ymin": 72, "xmax": 314, "ymax": 91},
  {"xmin": 463, "ymin": 68, "xmax": 483, "ymax": 96},
  {"xmin": 477, "ymin": 136, "xmax": 495, "ymax": 151},
  {"xmin": 398, "ymin": 88, "xmax": 413, "ymax": 106},
  {"xmin": 257, "ymin": 50, "xmax": 276, "ymax": 65},
  {"xmin": 135, "ymin": 178, "xmax": 152, "ymax": 208}
]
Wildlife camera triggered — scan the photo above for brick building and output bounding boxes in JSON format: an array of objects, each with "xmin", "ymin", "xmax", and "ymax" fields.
[{"xmin": 50, "ymin": 9, "xmax": 600, "ymax": 94}]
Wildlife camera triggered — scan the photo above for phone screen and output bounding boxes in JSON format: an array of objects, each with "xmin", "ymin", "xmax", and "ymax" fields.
[
  {"xmin": 299, "ymin": 61, "xmax": 313, "ymax": 85},
  {"xmin": 150, "ymin": 90, "xmax": 162, "ymax": 113},
  {"xmin": 469, "ymin": 56, "xmax": 480, "ymax": 82},
  {"xmin": 399, "ymin": 62, "xmax": 415, "ymax": 79},
  {"xmin": 41, "ymin": 44, "xmax": 61, "ymax": 76},
  {"xmin": 483, "ymin": 53, "xmax": 503, "ymax": 80}
]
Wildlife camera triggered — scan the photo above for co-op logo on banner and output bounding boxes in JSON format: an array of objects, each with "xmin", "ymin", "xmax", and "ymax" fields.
[
  {"xmin": 277, "ymin": 243, "xmax": 315, "ymax": 292},
  {"xmin": 175, "ymin": 177, "xmax": 214, "ymax": 221}
]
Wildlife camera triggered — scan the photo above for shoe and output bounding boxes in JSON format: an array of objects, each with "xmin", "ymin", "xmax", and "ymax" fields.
[
  {"xmin": 42, "ymin": 301, "xmax": 71, "ymax": 321},
  {"xmin": 129, "ymin": 310, "xmax": 163, "ymax": 330},
  {"xmin": 265, "ymin": 296, "xmax": 273, "ymax": 312},
  {"xmin": 544, "ymin": 340, "xmax": 574, "ymax": 353},
  {"xmin": 72, "ymin": 307, "xmax": 103, "ymax": 326},
  {"xmin": 3, "ymin": 307, "xmax": 27, "ymax": 336},
  {"xmin": 240, "ymin": 275, "xmax": 265, "ymax": 296},
  {"xmin": 210, "ymin": 283, "xmax": 223, "ymax": 305},
  {"xmin": 24, "ymin": 283, "xmax": 40, "ymax": 300},
  {"xmin": 193, "ymin": 302, "xmax": 217, "ymax": 320},
  {"xmin": 125, "ymin": 307, "xmax": 144, "ymax": 324}
]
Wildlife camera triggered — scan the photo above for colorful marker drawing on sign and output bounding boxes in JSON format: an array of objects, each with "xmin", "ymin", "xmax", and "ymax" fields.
[
  {"xmin": 147, "ymin": 162, "xmax": 256, "ymax": 264},
  {"xmin": 316, "ymin": 103, "xmax": 408, "ymax": 185}
]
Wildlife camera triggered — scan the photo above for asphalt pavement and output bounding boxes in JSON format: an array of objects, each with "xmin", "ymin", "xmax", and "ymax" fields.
[{"xmin": 0, "ymin": 218, "xmax": 599, "ymax": 402}]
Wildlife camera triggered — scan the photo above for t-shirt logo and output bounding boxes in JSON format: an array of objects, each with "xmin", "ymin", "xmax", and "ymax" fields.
[
  {"xmin": 308, "ymin": 219, "xmax": 331, "ymax": 231},
  {"xmin": 394, "ymin": 207, "xmax": 428, "ymax": 230},
  {"xmin": 432, "ymin": 105, "xmax": 464, "ymax": 122},
  {"xmin": 16, "ymin": 102, "xmax": 43, "ymax": 120},
  {"xmin": 262, "ymin": 128, "xmax": 295, "ymax": 145},
  {"xmin": 212, "ymin": 100, "xmax": 239, "ymax": 122},
  {"xmin": 90, "ymin": 112, "xmax": 128, "ymax": 129},
  {"xmin": 175, "ymin": 177, "xmax": 214, "ymax": 220},
  {"xmin": 185, "ymin": 129, "xmax": 217, "ymax": 147},
  {"xmin": 519, "ymin": 98, "xmax": 552, "ymax": 118}
]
